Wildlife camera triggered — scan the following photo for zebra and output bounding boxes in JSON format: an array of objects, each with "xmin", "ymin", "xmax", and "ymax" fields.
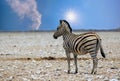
[{"xmin": 53, "ymin": 20, "xmax": 106, "ymax": 74}]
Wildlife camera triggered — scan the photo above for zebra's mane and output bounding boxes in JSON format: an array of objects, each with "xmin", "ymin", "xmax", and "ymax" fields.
[{"xmin": 60, "ymin": 20, "xmax": 72, "ymax": 33}]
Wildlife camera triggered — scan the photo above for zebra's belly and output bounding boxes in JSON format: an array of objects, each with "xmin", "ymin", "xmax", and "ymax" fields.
[{"xmin": 71, "ymin": 49, "xmax": 88, "ymax": 55}]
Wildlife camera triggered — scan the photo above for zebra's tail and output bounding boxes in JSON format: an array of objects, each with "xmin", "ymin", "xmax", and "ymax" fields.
[{"xmin": 99, "ymin": 39, "xmax": 106, "ymax": 58}]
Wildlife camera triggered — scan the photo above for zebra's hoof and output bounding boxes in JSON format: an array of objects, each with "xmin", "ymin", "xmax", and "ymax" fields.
[
  {"xmin": 74, "ymin": 72, "xmax": 78, "ymax": 74},
  {"xmin": 74, "ymin": 71, "xmax": 78, "ymax": 74},
  {"xmin": 91, "ymin": 71, "xmax": 97, "ymax": 74},
  {"xmin": 68, "ymin": 70, "xmax": 70, "ymax": 74}
]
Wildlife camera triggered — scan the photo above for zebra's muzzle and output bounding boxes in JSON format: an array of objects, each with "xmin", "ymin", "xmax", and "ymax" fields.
[{"xmin": 53, "ymin": 34, "xmax": 57, "ymax": 39}]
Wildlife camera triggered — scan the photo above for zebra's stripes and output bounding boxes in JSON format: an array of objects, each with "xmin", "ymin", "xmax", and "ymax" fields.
[{"xmin": 53, "ymin": 20, "xmax": 105, "ymax": 74}]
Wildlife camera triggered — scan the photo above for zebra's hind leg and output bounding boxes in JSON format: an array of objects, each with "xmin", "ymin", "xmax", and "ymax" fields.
[
  {"xmin": 90, "ymin": 54, "xmax": 98, "ymax": 74},
  {"xmin": 73, "ymin": 54, "xmax": 78, "ymax": 74}
]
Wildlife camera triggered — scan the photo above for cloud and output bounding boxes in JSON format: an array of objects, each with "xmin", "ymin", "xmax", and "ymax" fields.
[{"xmin": 6, "ymin": 0, "xmax": 41, "ymax": 30}]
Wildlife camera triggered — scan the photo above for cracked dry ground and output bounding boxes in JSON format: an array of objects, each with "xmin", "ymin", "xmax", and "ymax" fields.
[{"xmin": 0, "ymin": 55, "xmax": 120, "ymax": 81}]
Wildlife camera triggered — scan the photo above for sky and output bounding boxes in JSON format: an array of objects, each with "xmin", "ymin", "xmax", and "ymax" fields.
[{"xmin": 0, "ymin": 0, "xmax": 120, "ymax": 31}]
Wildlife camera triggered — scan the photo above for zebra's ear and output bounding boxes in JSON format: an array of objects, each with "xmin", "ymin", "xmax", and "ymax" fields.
[
  {"xmin": 60, "ymin": 20, "xmax": 66, "ymax": 26},
  {"xmin": 62, "ymin": 20, "xmax": 72, "ymax": 32},
  {"xmin": 60, "ymin": 20, "xmax": 62, "ymax": 24},
  {"xmin": 60, "ymin": 20, "xmax": 67, "ymax": 27}
]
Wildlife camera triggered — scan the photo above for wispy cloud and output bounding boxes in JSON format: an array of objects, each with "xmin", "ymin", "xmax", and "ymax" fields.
[{"xmin": 6, "ymin": 0, "xmax": 41, "ymax": 30}]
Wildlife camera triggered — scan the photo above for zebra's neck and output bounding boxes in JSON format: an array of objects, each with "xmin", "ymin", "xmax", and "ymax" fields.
[{"xmin": 62, "ymin": 32, "xmax": 72, "ymax": 40}]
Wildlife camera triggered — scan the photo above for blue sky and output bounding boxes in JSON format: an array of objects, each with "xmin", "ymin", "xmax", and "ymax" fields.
[{"xmin": 0, "ymin": 0, "xmax": 120, "ymax": 31}]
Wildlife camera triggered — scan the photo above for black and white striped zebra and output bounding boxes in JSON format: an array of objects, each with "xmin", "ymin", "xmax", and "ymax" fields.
[{"xmin": 53, "ymin": 20, "xmax": 105, "ymax": 74}]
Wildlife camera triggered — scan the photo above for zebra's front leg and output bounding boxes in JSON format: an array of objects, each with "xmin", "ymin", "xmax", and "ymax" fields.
[
  {"xmin": 74, "ymin": 54, "xmax": 78, "ymax": 74},
  {"xmin": 66, "ymin": 51, "xmax": 71, "ymax": 74}
]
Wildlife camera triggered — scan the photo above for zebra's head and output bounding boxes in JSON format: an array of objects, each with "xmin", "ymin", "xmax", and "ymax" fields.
[{"xmin": 53, "ymin": 20, "xmax": 72, "ymax": 39}]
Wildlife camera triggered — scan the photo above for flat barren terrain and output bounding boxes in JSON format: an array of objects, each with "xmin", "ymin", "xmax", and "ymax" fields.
[{"xmin": 0, "ymin": 31, "xmax": 120, "ymax": 81}]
